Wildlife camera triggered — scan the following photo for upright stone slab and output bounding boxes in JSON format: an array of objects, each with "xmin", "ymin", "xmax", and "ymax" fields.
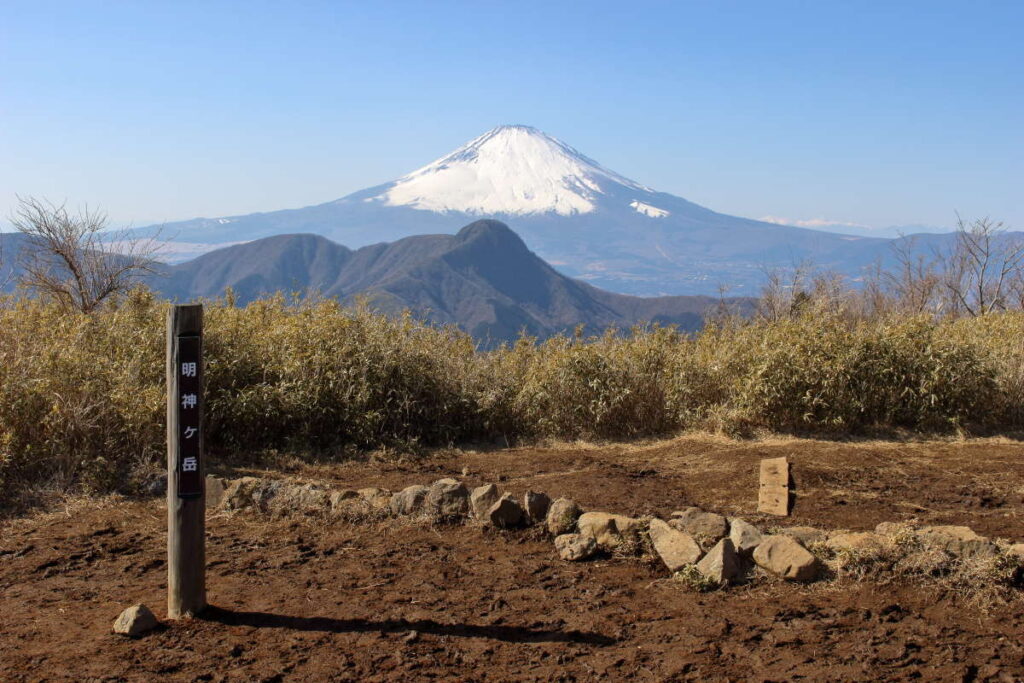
[{"xmin": 758, "ymin": 456, "xmax": 791, "ymax": 516}]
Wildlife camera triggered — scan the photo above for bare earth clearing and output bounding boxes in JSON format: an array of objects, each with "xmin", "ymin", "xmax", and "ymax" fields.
[{"xmin": 2, "ymin": 436, "xmax": 1023, "ymax": 681}]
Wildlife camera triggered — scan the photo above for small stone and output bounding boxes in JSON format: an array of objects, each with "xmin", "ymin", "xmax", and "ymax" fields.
[
  {"xmin": 425, "ymin": 480, "xmax": 470, "ymax": 520},
  {"xmin": 753, "ymin": 535, "xmax": 820, "ymax": 581},
  {"xmin": 826, "ymin": 532, "xmax": 883, "ymax": 552},
  {"xmin": 917, "ymin": 526, "xmax": 997, "ymax": 557},
  {"xmin": 648, "ymin": 518, "xmax": 702, "ymax": 572},
  {"xmin": 728, "ymin": 518, "xmax": 763, "ymax": 556},
  {"xmin": 112, "ymin": 604, "xmax": 158, "ymax": 637},
  {"xmin": 470, "ymin": 484, "xmax": 502, "ymax": 518},
  {"xmin": 487, "ymin": 495, "xmax": 524, "ymax": 529},
  {"xmin": 577, "ymin": 512, "xmax": 644, "ymax": 550},
  {"xmin": 777, "ymin": 526, "xmax": 827, "ymax": 547},
  {"xmin": 390, "ymin": 485, "xmax": 430, "ymax": 516},
  {"xmin": 669, "ymin": 508, "xmax": 728, "ymax": 542},
  {"xmin": 555, "ymin": 533, "xmax": 598, "ymax": 561},
  {"xmin": 523, "ymin": 491, "xmax": 551, "ymax": 524},
  {"xmin": 545, "ymin": 498, "xmax": 582, "ymax": 536},
  {"xmin": 696, "ymin": 538, "xmax": 741, "ymax": 585},
  {"xmin": 205, "ymin": 475, "xmax": 228, "ymax": 509}
]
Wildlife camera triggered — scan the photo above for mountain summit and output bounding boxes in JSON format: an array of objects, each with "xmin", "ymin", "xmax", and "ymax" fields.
[
  {"xmin": 372, "ymin": 125, "xmax": 649, "ymax": 216},
  {"xmin": 137, "ymin": 125, "xmax": 893, "ymax": 296}
]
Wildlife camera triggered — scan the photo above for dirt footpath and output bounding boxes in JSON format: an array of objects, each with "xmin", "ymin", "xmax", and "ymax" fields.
[{"xmin": 2, "ymin": 436, "xmax": 1023, "ymax": 681}]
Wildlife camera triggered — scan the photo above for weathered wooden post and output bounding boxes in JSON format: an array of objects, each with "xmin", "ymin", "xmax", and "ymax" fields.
[{"xmin": 167, "ymin": 304, "xmax": 206, "ymax": 618}]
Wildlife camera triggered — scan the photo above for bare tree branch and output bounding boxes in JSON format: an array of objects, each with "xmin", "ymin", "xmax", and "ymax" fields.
[{"xmin": 10, "ymin": 196, "xmax": 163, "ymax": 313}]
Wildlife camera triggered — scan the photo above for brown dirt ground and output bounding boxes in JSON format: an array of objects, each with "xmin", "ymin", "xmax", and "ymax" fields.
[{"xmin": 2, "ymin": 435, "xmax": 1024, "ymax": 682}]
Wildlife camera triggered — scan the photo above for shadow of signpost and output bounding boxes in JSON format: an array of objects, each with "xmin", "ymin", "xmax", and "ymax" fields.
[{"xmin": 198, "ymin": 606, "xmax": 617, "ymax": 646}]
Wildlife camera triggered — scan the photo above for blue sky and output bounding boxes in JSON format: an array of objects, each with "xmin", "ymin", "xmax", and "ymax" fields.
[{"xmin": 1, "ymin": 0, "xmax": 1021, "ymax": 232}]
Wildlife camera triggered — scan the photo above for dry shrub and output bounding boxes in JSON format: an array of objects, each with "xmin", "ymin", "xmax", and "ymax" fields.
[
  {"xmin": 826, "ymin": 525, "xmax": 1023, "ymax": 606},
  {"xmin": 2, "ymin": 290, "xmax": 1023, "ymax": 505}
]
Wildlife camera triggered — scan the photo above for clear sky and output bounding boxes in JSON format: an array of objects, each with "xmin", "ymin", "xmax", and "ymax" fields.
[{"xmin": 2, "ymin": 0, "xmax": 1021, "ymax": 232}]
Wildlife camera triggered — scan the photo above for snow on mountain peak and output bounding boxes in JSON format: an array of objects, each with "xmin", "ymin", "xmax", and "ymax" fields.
[{"xmin": 376, "ymin": 125, "xmax": 649, "ymax": 216}]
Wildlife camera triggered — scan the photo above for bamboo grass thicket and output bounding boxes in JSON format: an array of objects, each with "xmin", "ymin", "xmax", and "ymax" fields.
[{"xmin": 0, "ymin": 288, "xmax": 1021, "ymax": 500}]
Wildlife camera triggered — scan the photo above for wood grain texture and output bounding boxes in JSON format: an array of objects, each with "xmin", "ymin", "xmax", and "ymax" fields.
[{"xmin": 166, "ymin": 304, "xmax": 206, "ymax": 618}]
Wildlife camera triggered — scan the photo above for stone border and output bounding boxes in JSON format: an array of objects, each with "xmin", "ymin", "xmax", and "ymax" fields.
[{"xmin": 205, "ymin": 474, "xmax": 1024, "ymax": 590}]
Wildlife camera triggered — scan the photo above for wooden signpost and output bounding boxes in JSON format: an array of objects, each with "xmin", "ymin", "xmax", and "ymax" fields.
[{"xmin": 167, "ymin": 304, "xmax": 206, "ymax": 618}]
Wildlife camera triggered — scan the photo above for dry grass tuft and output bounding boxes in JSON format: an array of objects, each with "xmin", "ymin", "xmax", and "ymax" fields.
[{"xmin": 2, "ymin": 290, "xmax": 1024, "ymax": 509}]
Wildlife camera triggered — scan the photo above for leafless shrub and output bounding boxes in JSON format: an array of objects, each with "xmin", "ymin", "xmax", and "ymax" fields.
[
  {"xmin": 10, "ymin": 196, "xmax": 162, "ymax": 313},
  {"xmin": 940, "ymin": 215, "xmax": 1024, "ymax": 317}
]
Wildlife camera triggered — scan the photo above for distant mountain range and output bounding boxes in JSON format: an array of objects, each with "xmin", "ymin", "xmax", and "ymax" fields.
[
  {"xmin": 1, "ymin": 221, "xmax": 754, "ymax": 344},
  {"xmin": 129, "ymin": 124, "xmax": 923, "ymax": 297},
  {"xmin": 152, "ymin": 220, "xmax": 751, "ymax": 343}
]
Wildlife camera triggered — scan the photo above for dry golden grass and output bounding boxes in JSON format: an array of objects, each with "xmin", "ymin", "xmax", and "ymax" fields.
[{"xmin": 2, "ymin": 289, "xmax": 1023, "ymax": 506}]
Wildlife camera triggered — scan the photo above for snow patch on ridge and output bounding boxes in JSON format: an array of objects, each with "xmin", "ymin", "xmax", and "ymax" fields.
[
  {"xmin": 630, "ymin": 200, "xmax": 669, "ymax": 218},
  {"xmin": 378, "ymin": 125, "xmax": 649, "ymax": 216}
]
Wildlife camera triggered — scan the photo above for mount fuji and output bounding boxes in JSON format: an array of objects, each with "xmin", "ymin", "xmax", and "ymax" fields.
[{"xmin": 141, "ymin": 125, "xmax": 889, "ymax": 296}]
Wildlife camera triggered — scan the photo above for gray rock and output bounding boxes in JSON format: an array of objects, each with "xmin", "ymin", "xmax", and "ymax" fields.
[
  {"xmin": 470, "ymin": 484, "xmax": 501, "ymax": 518},
  {"xmin": 487, "ymin": 495, "xmax": 524, "ymax": 529},
  {"xmin": 390, "ymin": 485, "xmax": 430, "ymax": 516},
  {"xmin": 205, "ymin": 475, "xmax": 228, "ymax": 509},
  {"xmin": 777, "ymin": 526, "xmax": 827, "ymax": 547},
  {"xmin": 648, "ymin": 518, "xmax": 702, "ymax": 572},
  {"xmin": 752, "ymin": 535, "xmax": 820, "ymax": 581},
  {"xmin": 112, "ymin": 604, "xmax": 158, "ymax": 637},
  {"xmin": 425, "ymin": 480, "xmax": 470, "ymax": 519},
  {"xmin": 696, "ymin": 538, "xmax": 741, "ymax": 584},
  {"xmin": 555, "ymin": 533, "xmax": 598, "ymax": 561},
  {"xmin": 523, "ymin": 491, "xmax": 551, "ymax": 524},
  {"xmin": 577, "ymin": 512, "xmax": 644, "ymax": 551},
  {"xmin": 728, "ymin": 518, "xmax": 763, "ymax": 556},
  {"xmin": 669, "ymin": 508, "xmax": 728, "ymax": 542},
  {"xmin": 545, "ymin": 498, "xmax": 582, "ymax": 536},
  {"xmin": 917, "ymin": 525, "xmax": 997, "ymax": 557}
]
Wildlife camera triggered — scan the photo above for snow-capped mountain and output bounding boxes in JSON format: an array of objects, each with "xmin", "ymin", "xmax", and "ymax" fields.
[
  {"xmin": 138, "ymin": 125, "xmax": 897, "ymax": 296},
  {"xmin": 372, "ymin": 125, "xmax": 652, "ymax": 216}
]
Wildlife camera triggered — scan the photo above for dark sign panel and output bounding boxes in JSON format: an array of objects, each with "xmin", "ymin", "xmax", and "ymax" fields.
[{"xmin": 176, "ymin": 335, "xmax": 202, "ymax": 498}]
